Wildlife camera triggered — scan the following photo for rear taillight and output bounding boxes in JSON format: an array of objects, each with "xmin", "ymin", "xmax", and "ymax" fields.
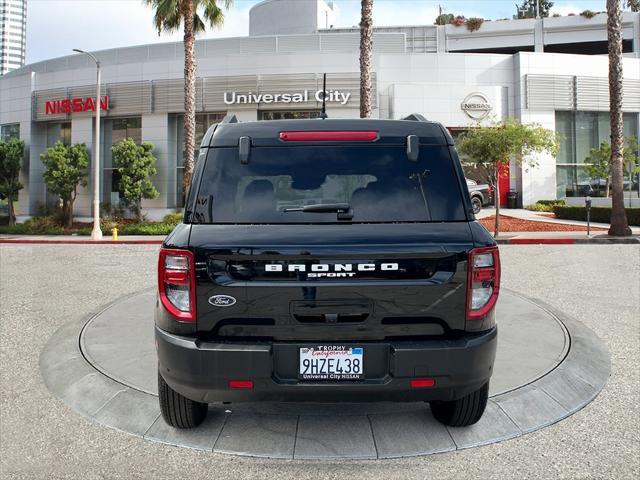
[
  {"xmin": 466, "ymin": 246, "xmax": 500, "ymax": 320},
  {"xmin": 158, "ymin": 248, "xmax": 196, "ymax": 322}
]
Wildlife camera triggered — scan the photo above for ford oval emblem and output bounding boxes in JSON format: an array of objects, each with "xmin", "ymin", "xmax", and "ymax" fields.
[{"xmin": 208, "ymin": 295, "xmax": 237, "ymax": 307}]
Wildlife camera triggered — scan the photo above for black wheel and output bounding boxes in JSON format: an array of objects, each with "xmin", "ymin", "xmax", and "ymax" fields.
[
  {"xmin": 471, "ymin": 196, "xmax": 483, "ymax": 214},
  {"xmin": 158, "ymin": 371, "xmax": 208, "ymax": 428},
  {"xmin": 430, "ymin": 382, "xmax": 489, "ymax": 427}
]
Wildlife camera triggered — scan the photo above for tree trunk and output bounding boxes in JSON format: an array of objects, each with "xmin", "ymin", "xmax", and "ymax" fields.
[
  {"xmin": 182, "ymin": 0, "xmax": 197, "ymax": 204},
  {"xmin": 605, "ymin": 177, "xmax": 610, "ymax": 198},
  {"xmin": 359, "ymin": 0, "xmax": 373, "ymax": 118},
  {"xmin": 494, "ymin": 163, "xmax": 500, "ymax": 237},
  {"xmin": 137, "ymin": 197, "xmax": 142, "ymax": 223},
  {"xmin": 606, "ymin": 0, "xmax": 631, "ymax": 236},
  {"xmin": 63, "ymin": 197, "xmax": 73, "ymax": 228},
  {"xmin": 8, "ymin": 199, "xmax": 15, "ymax": 226}
]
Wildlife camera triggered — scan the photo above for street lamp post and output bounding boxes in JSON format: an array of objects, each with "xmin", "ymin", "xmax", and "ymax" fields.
[{"xmin": 72, "ymin": 48, "xmax": 102, "ymax": 240}]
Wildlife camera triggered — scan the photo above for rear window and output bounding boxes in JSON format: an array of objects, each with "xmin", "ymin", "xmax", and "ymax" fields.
[{"xmin": 192, "ymin": 145, "xmax": 466, "ymax": 223}]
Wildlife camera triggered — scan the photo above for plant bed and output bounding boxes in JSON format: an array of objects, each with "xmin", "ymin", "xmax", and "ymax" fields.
[
  {"xmin": 479, "ymin": 215, "xmax": 607, "ymax": 233},
  {"xmin": 0, "ymin": 213, "xmax": 181, "ymax": 236}
]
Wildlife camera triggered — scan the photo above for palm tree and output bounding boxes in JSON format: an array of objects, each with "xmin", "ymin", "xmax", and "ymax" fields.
[
  {"xmin": 359, "ymin": 0, "xmax": 373, "ymax": 118},
  {"xmin": 606, "ymin": 0, "xmax": 631, "ymax": 236},
  {"xmin": 145, "ymin": 0, "xmax": 232, "ymax": 201}
]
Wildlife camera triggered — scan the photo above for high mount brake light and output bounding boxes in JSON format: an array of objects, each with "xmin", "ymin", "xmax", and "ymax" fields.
[
  {"xmin": 158, "ymin": 248, "xmax": 196, "ymax": 322},
  {"xmin": 466, "ymin": 246, "xmax": 500, "ymax": 320},
  {"xmin": 279, "ymin": 131, "xmax": 379, "ymax": 142}
]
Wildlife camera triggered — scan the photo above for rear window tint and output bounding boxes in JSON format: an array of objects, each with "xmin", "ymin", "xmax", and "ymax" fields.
[{"xmin": 192, "ymin": 145, "xmax": 466, "ymax": 224}]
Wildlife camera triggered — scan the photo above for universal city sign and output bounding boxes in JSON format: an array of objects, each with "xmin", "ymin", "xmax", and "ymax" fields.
[
  {"xmin": 460, "ymin": 92, "xmax": 492, "ymax": 120},
  {"xmin": 224, "ymin": 89, "xmax": 351, "ymax": 106},
  {"xmin": 45, "ymin": 96, "xmax": 109, "ymax": 115}
]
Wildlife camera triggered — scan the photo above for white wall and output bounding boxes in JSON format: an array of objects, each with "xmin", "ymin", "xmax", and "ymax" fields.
[{"xmin": 516, "ymin": 52, "xmax": 640, "ymax": 204}]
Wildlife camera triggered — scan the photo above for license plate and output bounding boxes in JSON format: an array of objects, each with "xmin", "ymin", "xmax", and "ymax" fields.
[{"xmin": 298, "ymin": 346, "xmax": 364, "ymax": 380}]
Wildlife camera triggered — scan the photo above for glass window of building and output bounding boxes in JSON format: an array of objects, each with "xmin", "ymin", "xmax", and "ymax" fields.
[
  {"xmin": 0, "ymin": 123, "xmax": 20, "ymax": 141},
  {"xmin": 176, "ymin": 113, "xmax": 226, "ymax": 206},
  {"xmin": 555, "ymin": 111, "xmax": 639, "ymax": 198},
  {"xmin": 111, "ymin": 117, "xmax": 142, "ymax": 145},
  {"xmin": 105, "ymin": 117, "xmax": 142, "ymax": 205},
  {"xmin": 259, "ymin": 110, "xmax": 320, "ymax": 121},
  {"xmin": 46, "ymin": 122, "xmax": 71, "ymax": 147}
]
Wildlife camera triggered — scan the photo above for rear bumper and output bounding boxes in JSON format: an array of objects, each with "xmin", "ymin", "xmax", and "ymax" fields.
[{"xmin": 156, "ymin": 326, "xmax": 497, "ymax": 404}]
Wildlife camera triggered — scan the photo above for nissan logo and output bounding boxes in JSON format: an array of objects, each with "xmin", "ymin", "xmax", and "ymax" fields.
[{"xmin": 461, "ymin": 92, "xmax": 492, "ymax": 120}]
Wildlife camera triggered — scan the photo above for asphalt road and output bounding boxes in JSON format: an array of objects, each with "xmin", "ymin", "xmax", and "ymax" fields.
[{"xmin": 0, "ymin": 244, "xmax": 638, "ymax": 480}]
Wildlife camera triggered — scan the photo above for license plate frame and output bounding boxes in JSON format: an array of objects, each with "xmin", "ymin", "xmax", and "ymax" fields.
[{"xmin": 298, "ymin": 345, "xmax": 364, "ymax": 381}]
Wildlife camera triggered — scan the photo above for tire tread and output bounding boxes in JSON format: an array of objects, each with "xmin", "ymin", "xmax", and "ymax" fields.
[
  {"xmin": 158, "ymin": 371, "xmax": 208, "ymax": 429},
  {"xmin": 430, "ymin": 382, "xmax": 489, "ymax": 427}
]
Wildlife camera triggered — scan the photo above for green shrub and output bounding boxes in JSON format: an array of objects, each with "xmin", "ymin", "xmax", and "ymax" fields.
[
  {"xmin": 0, "ymin": 216, "xmax": 176, "ymax": 236},
  {"xmin": 100, "ymin": 218, "xmax": 118, "ymax": 232},
  {"xmin": 553, "ymin": 206, "xmax": 640, "ymax": 226},
  {"xmin": 162, "ymin": 212, "xmax": 183, "ymax": 225},
  {"xmin": 120, "ymin": 222, "xmax": 176, "ymax": 235},
  {"xmin": 0, "ymin": 216, "xmax": 66, "ymax": 235},
  {"xmin": 525, "ymin": 203, "xmax": 553, "ymax": 212},
  {"xmin": 537, "ymin": 199, "xmax": 566, "ymax": 206},
  {"xmin": 525, "ymin": 199, "xmax": 566, "ymax": 212}
]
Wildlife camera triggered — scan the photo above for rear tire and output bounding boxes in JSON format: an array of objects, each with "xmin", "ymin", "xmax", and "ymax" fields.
[
  {"xmin": 430, "ymin": 382, "xmax": 489, "ymax": 427},
  {"xmin": 471, "ymin": 196, "xmax": 483, "ymax": 214},
  {"xmin": 158, "ymin": 371, "xmax": 208, "ymax": 429}
]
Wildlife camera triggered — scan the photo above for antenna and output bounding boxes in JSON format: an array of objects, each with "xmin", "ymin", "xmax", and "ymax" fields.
[{"xmin": 320, "ymin": 73, "xmax": 328, "ymax": 119}]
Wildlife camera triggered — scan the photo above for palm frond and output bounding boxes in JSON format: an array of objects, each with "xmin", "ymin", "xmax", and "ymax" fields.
[
  {"xmin": 193, "ymin": 14, "xmax": 206, "ymax": 33},
  {"xmin": 145, "ymin": 0, "xmax": 232, "ymax": 35},
  {"xmin": 201, "ymin": 0, "xmax": 232, "ymax": 28},
  {"xmin": 144, "ymin": 0, "xmax": 182, "ymax": 34}
]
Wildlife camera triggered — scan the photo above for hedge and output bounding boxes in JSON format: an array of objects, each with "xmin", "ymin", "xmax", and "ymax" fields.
[
  {"xmin": 553, "ymin": 206, "xmax": 640, "ymax": 226},
  {"xmin": 0, "ymin": 215, "xmax": 179, "ymax": 236},
  {"xmin": 537, "ymin": 199, "xmax": 566, "ymax": 206}
]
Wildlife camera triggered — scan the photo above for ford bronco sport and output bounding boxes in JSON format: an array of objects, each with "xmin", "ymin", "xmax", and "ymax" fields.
[{"xmin": 156, "ymin": 115, "xmax": 499, "ymax": 429}]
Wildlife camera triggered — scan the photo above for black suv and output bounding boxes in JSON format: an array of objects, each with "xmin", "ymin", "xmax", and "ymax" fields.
[{"xmin": 156, "ymin": 116, "xmax": 499, "ymax": 429}]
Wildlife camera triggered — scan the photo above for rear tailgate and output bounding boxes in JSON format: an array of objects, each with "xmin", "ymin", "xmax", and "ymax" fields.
[{"xmin": 191, "ymin": 223, "xmax": 473, "ymax": 341}]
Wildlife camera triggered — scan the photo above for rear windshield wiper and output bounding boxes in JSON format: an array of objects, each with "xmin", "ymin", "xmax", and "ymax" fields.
[{"xmin": 283, "ymin": 203, "xmax": 353, "ymax": 220}]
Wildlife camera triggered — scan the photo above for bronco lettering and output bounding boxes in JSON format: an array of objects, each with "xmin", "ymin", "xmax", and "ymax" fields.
[{"xmin": 264, "ymin": 263, "xmax": 399, "ymax": 273}]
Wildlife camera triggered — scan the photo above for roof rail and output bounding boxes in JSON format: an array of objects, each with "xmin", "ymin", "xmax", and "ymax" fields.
[
  {"xmin": 401, "ymin": 113, "xmax": 429, "ymax": 122},
  {"xmin": 221, "ymin": 114, "xmax": 239, "ymax": 124}
]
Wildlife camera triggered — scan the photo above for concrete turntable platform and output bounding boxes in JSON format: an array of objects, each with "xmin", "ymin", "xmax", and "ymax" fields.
[{"xmin": 40, "ymin": 289, "xmax": 610, "ymax": 459}]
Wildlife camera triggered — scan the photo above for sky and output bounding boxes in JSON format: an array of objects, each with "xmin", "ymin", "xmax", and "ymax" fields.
[{"xmin": 25, "ymin": 0, "xmax": 612, "ymax": 64}]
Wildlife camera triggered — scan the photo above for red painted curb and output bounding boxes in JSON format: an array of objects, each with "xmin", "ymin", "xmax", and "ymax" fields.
[
  {"xmin": 504, "ymin": 238, "xmax": 577, "ymax": 245},
  {"xmin": 0, "ymin": 239, "xmax": 163, "ymax": 245}
]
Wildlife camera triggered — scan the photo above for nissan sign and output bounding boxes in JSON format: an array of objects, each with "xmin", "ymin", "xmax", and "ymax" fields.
[
  {"xmin": 45, "ymin": 96, "xmax": 109, "ymax": 115},
  {"xmin": 460, "ymin": 92, "xmax": 492, "ymax": 120}
]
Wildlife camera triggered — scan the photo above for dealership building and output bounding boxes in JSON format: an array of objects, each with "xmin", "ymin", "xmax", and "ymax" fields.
[{"xmin": 1, "ymin": 0, "xmax": 639, "ymax": 220}]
